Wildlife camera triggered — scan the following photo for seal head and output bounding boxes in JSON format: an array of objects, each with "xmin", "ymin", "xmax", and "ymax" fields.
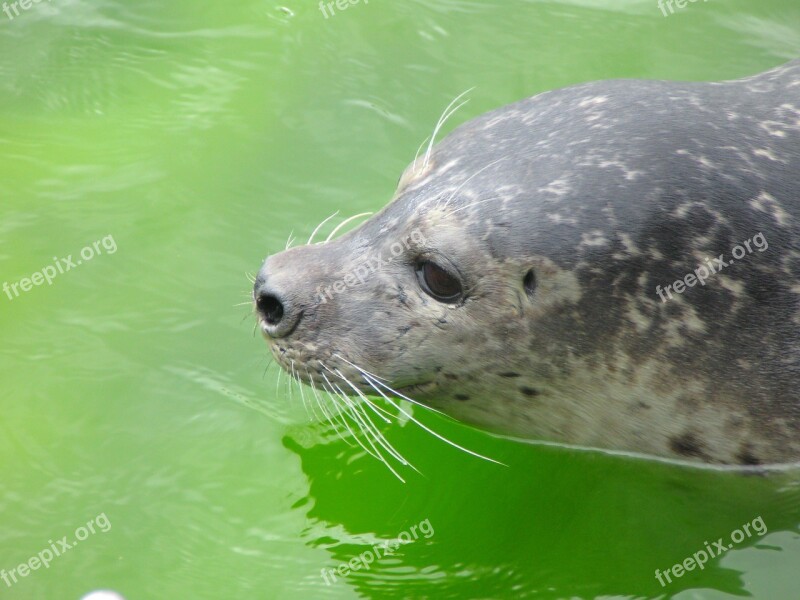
[{"xmin": 255, "ymin": 60, "xmax": 800, "ymax": 466}]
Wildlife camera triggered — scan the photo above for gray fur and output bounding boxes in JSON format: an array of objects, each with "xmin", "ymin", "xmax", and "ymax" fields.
[{"xmin": 255, "ymin": 61, "xmax": 800, "ymax": 466}]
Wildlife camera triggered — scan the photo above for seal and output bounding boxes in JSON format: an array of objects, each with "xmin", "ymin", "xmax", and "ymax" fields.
[{"xmin": 254, "ymin": 60, "xmax": 800, "ymax": 467}]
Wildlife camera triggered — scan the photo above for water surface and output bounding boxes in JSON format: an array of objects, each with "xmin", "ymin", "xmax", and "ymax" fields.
[{"xmin": 1, "ymin": 0, "xmax": 799, "ymax": 598}]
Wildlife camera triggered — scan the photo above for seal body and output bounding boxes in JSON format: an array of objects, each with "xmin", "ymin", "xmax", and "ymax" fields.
[{"xmin": 255, "ymin": 61, "xmax": 800, "ymax": 466}]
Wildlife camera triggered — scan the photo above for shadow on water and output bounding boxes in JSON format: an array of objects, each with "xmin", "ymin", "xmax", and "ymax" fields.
[{"xmin": 282, "ymin": 410, "xmax": 800, "ymax": 599}]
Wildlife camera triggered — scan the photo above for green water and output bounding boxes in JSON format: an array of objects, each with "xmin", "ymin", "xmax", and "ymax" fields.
[{"xmin": 1, "ymin": 0, "xmax": 800, "ymax": 598}]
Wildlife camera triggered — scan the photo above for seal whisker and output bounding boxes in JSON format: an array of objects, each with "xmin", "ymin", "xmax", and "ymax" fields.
[
  {"xmin": 339, "ymin": 376, "xmax": 396, "ymax": 423},
  {"xmin": 324, "ymin": 365, "xmax": 392, "ymax": 424},
  {"xmin": 306, "ymin": 369, "xmax": 350, "ymax": 428},
  {"xmin": 440, "ymin": 157, "xmax": 506, "ymax": 210},
  {"xmin": 327, "ymin": 367, "xmax": 416, "ymax": 469},
  {"xmin": 355, "ymin": 394, "xmax": 418, "ymax": 471},
  {"xmin": 307, "ymin": 370, "xmax": 355, "ymax": 447},
  {"xmin": 444, "ymin": 194, "xmax": 503, "ymax": 218},
  {"xmin": 328, "ymin": 380, "xmax": 378, "ymax": 442},
  {"xmin": 286, "ymin": 360, "xmax": 296, "ymax": 411},
  {"xmin": 361, "ymin": 372, "xmax": 505, "ymax": 466},
  {"xmin": 262, "ymin": 356, "xmax": 274, "ymax": 380},
  {"xmin": 245, "ymin": 272, "xmax": 257, "ymax": 284},
  {"xmin": 340, "ymin": 388, "xmax": 410, "ymax": 468},
  {"xmin": 316, "ymin": 393, "xmax": 352, "ymax": 446},
  {"xmin": 292, "ymin": 361, "xmax": 318, "ymax": 422},
  {"xmin": 277, "ymin": 362, "xmax": 300, "ymax": 418},
  {"xmin": 289, "ymin": 363, "xmax": 314, "ymax": 422},
  {"xmin": 324, "ymin": 212, "xmax": 373, "ymax": 244},
  {"xmin": 424, "ymin": 98, "xmax": 469, "ymax": 169},
  {"xmin": 284, "ymin": 230, "xmax": 296, "ymax": 251},
  {"xmin": 333, "ymin": 354, "xmax": 447, "ymax": 416},
  {"xmin": 358, "ymin": 408, "xmax": 415, "ymax": 471},
  {"xmin": 423, "ymin": 87, "xmax": 475, "ymax": 169},
  {"xmin": 329, "ymin": 381, "xmax": 408, "ymax": 481},
  {"xmin": 286, "ymin": 379, "xmax": 295, "ymax": 413},
  {"xmin": 417, "ymin": 190, "xmax": 450, "ymax": 213},
  {"xmin": 307, "ymin": 210, "xmax": 340, "ymax": 245},
  {"xmin": 307, "ymin": 385, "xmax": 341, "ymax": 441},
  {"xmin": 413, "ymin": 136, "xmax": 430, "ymax": 168},
  {"xmin": 275, "ymin": 363, "xmax": 283, "ymax": 397},
  {"xmin": 332, "ymin": 353, "xmax": 391, "ymax": 383},
  {"xmin": 320, "ymin": 368, "xmax": 406, "ymax": 477},
  {"xmin": 321, "ymin": 381, "xmax": 382, "ymax": 460},
  {"xmin": 321, "ymin": 373, "xmax": 399, "ymax": 476},
  {"xmin": 320, "ymin": 372, "xmax": 374, "ymax": 445},
  {"xmin": 312, "ymin": 361, "xmax": 388, "ymax": 454}
]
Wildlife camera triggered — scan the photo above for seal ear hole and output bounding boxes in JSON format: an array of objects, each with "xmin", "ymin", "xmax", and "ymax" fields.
[{"xmin": 523, "ymin": 269, "xmax": 537, "ymax": 298}]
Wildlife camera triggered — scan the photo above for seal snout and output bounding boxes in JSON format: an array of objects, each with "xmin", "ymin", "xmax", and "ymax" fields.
[{"xmin": 255, "ymin": 244, "xmax": 336, "ymax": 340}]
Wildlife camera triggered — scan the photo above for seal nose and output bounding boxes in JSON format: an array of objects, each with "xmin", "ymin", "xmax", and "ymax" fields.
[{"xmin": 253, "ymin": 273, "xmax": 300, "ymax": 339}]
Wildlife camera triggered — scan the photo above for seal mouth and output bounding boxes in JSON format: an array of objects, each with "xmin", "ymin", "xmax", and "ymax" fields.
[
  {"xmin": 263, "ymin": 341, "xmax": 374, "ymax": 395},
  {"xmin": 395, "ymin": 381, "xmax": 438, "ymax": 396},
  {"xmin": 262, "ymin": 337, "xmax": 439, "ymax": 402},
  {"xmin": 253, "ymin": 310, "xmax": 503, "ymax": 478}
]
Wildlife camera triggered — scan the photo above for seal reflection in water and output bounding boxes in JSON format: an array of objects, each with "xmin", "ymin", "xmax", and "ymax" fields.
[{"xmin": 254, "ymin": 61, "xmax": 800, "ymax": 470}]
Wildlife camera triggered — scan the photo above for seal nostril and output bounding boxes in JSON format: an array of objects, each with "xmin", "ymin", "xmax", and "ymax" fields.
[
  {"xmin": 523, "ymin": 269, "xmax": 537, "ymax": 298},
  {"xmin": 257, "ymin": 293, "xmax": 284, "ymax": 325}
]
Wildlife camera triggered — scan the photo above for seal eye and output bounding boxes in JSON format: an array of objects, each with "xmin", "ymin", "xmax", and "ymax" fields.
[{"xmin": 416, "ymin": 261, "xmax": 463, "ymax": 303}]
